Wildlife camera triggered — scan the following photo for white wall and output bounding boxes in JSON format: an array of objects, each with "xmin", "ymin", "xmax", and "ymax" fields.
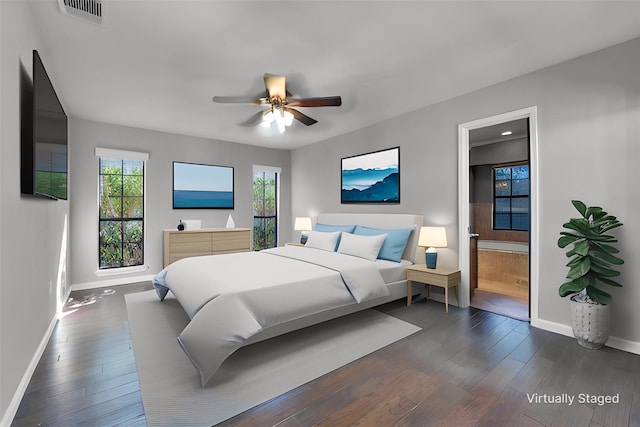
[
  {"xmin": 69, "ymin": 118, "xmax": 291, "ymax": 287},
  {"xmin": 1, "ymin": 1, "xmax": 70, "ymax": 423},
  {"xmin": 292, "ymin": 37, "xmax": 640, "ymax": 348}
]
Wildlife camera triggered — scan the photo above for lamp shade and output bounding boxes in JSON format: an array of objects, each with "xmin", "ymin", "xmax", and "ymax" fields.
[
  {"xmin": 418, "ymin": 226, "xmax": 448, "ymax": 248},
  {"xmin": 294, "ymin": 217, "xmax": 312, "ymax": 231}
]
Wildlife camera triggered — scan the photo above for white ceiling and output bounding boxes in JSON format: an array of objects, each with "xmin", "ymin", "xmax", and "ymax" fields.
[
  {"xmin": 470, "ymin": 118, "xmax": 529, "ymax": 148},
  {"xmin": 26, "ymin": 1, "xmax": 640, "ymax": 150}
]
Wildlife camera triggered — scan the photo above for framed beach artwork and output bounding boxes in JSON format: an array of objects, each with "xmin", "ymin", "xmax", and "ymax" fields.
[
  {"xmin": 173, "ymin": 161, "xmax": 234, "ymax": 209},
  {"xmin": 341, "ymin": 146, "xmax": 400, "ymax": 204}
]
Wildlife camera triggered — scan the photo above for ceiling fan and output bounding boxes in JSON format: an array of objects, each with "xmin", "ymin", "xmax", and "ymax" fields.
[{"xmin": 212, "ymin": 73, "xmax": 342, "ymax": 134}]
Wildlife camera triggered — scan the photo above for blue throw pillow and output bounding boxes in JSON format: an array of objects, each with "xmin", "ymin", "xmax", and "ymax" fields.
[
  {"xmin": 353, "ymin": 225, "xmax": 415, "ymax": 262},
  {"xmin": 313, "ymin": 223, "xmax": 356, "ymax": 233}
]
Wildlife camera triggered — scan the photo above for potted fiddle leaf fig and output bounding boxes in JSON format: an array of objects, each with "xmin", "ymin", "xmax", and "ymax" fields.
[{"xmin": 557, "ymin": 200, "xmax": 624, "ymax": 349}]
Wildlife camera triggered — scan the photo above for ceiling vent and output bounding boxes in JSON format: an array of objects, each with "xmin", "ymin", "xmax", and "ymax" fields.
[{"xmin": 58, "ymin": 0, "xmax": 103, "ymax": 25}]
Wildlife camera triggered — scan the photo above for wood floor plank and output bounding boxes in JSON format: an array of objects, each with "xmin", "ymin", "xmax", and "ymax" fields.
[
  {"xmin": 392, "ymin": 380, "xmax": 469, "ymax": 426},
  {"xmin": 347, "ymin": 368, "xmax": 444, "ymax": 426},
  {"xmin": 292, "ymin": 376, "xmax": 383, "ymax": 426},
  {"xmin": 440, "ymin": 356, "xmax": 525, "ymax": 425},
  {"xmin": 473, "ymin": 386, "xmax": 532, "ymax": 427}
]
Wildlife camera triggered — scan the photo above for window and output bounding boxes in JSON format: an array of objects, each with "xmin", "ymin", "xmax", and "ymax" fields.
[
  {"xmin": 493, "ymin": 163, "xmax": 529, "ymax": 231},
  {"xmin": 253, "ymin": 166, "xmax": 279, "ymax": 250},
  {"xmin": 98, "ymin": 153, "xmax": 145, "ymax": 269}
]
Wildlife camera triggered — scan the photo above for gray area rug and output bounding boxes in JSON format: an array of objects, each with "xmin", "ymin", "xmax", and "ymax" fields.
[{"xmin": 125, "ymin": 290, "xmax": 421, "ymax": 426}]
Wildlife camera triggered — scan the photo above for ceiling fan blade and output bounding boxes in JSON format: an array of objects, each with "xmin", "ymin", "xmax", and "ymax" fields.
[
  {"xmin": 285, "ymin": 107, "xmax": 317, "ymax": 126},
  {"xmin": 239, "ymin": 110, "xmax": 266, "ymax": 126},
  {"xmin": 212, "ymin": 96, "xmax": 265, "ymax": 105},
  {"xmin": 264, "ymin": 73, "xmax": 286, "ymax": 100},
  {"xmin": 287, "ymin": 96, "xmax": 342, "ymax": 108}
]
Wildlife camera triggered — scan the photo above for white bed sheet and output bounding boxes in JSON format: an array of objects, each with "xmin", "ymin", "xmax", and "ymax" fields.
[
  {"xmin": 153, "ymin": 245, "xmax": 392, "ymax": 386},
  {"xmin": 376, "ymin": 258, "xmax": 412, "ymax": 283}
]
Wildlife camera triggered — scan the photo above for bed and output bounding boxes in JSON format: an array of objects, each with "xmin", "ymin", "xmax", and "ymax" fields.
[{"xmin": 153, "ymin": 213, "xmax": 424, "ymax": 386}]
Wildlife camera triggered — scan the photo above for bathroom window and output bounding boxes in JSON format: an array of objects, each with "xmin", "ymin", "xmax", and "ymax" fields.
[{"xmin": 493, "ymin": 163, "xmax": 529, "ymax": 231}]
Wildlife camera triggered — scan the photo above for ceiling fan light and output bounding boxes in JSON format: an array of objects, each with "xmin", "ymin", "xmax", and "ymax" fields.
[
  {"xmin": 274, "ymin": 109, "xmax": 286, "ymax": 134},
  {"xmin": 260, "ymin": 111, "xmax": 275, "ymax": 128},
  {"xmin": 284, "ymin": 110, "xmax": 294, "ymax": 126}
]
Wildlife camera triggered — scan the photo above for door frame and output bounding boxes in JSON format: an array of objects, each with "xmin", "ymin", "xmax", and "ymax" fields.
[{"xmin": 457, "ymin": 106, "xmax": 540, "ymax": 326}]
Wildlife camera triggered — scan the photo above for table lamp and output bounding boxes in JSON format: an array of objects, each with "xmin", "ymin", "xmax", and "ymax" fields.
[
  {"xmin": 418, "ymin": 226, "xmax": 447, "ymax": 269},
  {"xmin": 294, "ymin": 217, "xmax": 312, "ymax": 244}
]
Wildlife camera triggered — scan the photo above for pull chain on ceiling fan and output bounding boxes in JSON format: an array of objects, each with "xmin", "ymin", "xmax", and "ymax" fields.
[{"xmin": 213, "ymin": 73, "xmax": 342, "ymax": 134}]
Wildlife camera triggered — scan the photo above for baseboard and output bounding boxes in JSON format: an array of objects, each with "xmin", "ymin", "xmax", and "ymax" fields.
[
  {"xmin": 605, "ymin": 335, "xmax": 640, "ymax": 354},
  {"xmin": 1, "ymin": 300, "xmax": 65, "ymax": 427},
  {"xmin": 70, "ymin": 274, "xmax": 156, "ymax": 291},
  {"xmin": 533, "ymin": 318, "xmax": 640, "ymax": 355}
]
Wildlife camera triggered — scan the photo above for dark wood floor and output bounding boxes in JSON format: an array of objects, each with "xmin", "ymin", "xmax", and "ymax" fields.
[{"xmin": 11, "ymin": 282, "xmax": 640, "ymax": 426}]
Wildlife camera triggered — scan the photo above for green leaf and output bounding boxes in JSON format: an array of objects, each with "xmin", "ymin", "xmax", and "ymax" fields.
[
  {"xmin": 589, "ymin": 256, "xmax": 611, "ymax": 270},
  {"xmin": 567, "ymin": 257, "xmax": 591, "ymax": 279},
  {"xmin": 559, "ymin": 280, "xmax": 586, "ymax": 297},
  {"xmin": 589, "ymin": 262, "xmax": 620, "ymax": 277},
  {"xmin": 572, "ymin": 200, "xmax": 587, "ymax": 217},
  {"xmin": 597, "ymin": 277, "xmax": 623, "ymax": 288},
  {"xmin": 585, "ymin": 206, "xmax": 603, "ymax": 219},
  {"xmin": 573, "ymin": 240, "xmax": 590, "ymax": 256},
  {"xmin": 585, "ymin": 234, "xmax": 617, "ymax": 242},
  {"xmin": 590, "ymin": 248, "xmax": 624, "ymax": 265},
  {"xmin": 558, "ymin": 235, "xmax": 578, "ymax": 248},
  {"xmin": 594, "ymin": 242, "xmax": 620, "ymax": 254},
  {"xmin": 566, "ymin": 255, "xmax": 584, "ymax": 268},
  {"xmin": 586, "ymin": 285, "xmax": 612, "ymax": 305},
  {"xmin": 600, "ymin": 222, "xmax": 623, "ymax": 233},
  {"xmin": 567, "ymin": 218, "xmax": 590, "ymax": 232}
]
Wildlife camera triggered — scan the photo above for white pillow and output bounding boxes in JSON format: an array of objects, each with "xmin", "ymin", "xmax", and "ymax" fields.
[
  {"xmin": 337, "ymin": 232, "xmax": 387, "ymax": 261},
  {"xmin": 304, "ymin": 230, "xmax": 341, "ymax": 251}
]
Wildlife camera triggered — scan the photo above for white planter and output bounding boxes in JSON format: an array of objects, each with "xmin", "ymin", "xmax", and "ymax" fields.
[{"xmin": 570, "ymin": 296, "xmax": 610, "ymax": 349}]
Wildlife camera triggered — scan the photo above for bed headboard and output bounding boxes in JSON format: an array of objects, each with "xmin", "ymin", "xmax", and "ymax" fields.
[{"xmin": 315, "ymin": 213, "xmax": 424, "ymax": 263}]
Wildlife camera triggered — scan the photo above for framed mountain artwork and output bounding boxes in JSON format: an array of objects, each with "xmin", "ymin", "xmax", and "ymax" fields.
[{"xmin": 341, "ymin": 147, "xmax": 400, "ymax": 204}]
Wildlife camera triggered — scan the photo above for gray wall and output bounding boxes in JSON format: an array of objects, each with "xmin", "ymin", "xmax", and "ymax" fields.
[
  {"xmin": 292, "ymin": 37, "xmax": 640, "ymax": 347},
  {"xmin": 1, "ymin": 1, "xmax": 70, "ymax": 421},
  {"xmin": 69, "ymin": 118, "xmax": 291, "ymax": 286},
  {"xmin": 470, "ymin": 137, "xmax": 529, "ymax": 166}
]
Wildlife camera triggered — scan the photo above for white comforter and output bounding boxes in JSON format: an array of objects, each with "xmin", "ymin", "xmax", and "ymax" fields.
[{"xmin": 152, "ymin": 245, "xmax": 388, "ymax": 386}]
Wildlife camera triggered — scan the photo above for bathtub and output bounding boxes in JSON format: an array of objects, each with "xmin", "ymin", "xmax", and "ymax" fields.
[
  {"xmin": 476, "ymin": 240, "xmax": 529, "ymax": 299},
  {"xmin": 477, "ymin": 240, "xmax": 528, "ymax": 253}
]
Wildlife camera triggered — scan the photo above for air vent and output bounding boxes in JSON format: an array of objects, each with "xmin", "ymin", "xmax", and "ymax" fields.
[{"xmin": 58, "ymin": 0, "xmax": 103, "ymax": 25}]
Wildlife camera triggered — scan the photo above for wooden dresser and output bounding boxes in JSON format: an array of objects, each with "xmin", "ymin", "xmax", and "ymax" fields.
[{"xmin": 163, "ymin": 228, "xmax": 251, "ymax": 267}]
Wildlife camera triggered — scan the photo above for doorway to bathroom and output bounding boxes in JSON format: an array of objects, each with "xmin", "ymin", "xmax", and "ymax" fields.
[
  {"xmin": 458, "ymin": 107, "xmax": 539, "ymax": 324},
  {"xmin": 469, "ymin": 119, "xmax": 530, "ymax": 321}
]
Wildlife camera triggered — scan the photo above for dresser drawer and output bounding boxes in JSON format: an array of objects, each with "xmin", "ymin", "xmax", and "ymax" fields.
[{"xmin": 163, "ymin": 228, "xmax": 251, "ymax": 267}]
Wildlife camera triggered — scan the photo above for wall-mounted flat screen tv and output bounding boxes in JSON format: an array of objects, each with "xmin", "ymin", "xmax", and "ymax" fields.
[
  {"xmin": 21, "ymin": 50, "xmax": 68, "ymax": 200},
  {"xmin": 173, "ymin": 161, "xmax": 234, "ymax": 209}
]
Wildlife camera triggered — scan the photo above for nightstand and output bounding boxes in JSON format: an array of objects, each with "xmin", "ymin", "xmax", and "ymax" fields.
[{"xmin": 406, "ymin": 264, "xmax": 461, "ymax": 313}]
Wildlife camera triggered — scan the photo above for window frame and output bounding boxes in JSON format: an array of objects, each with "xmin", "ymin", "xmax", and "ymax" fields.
[
  {"xmin": 492, "ymin": 161, "xmax": 530, "ymax": 231},
  {"xmin": 252, "ymin": 165, "xmax": 281, "ymax": 251},
  {"xmin": 252, "ymin": 170, "xmax": 278, "ymax": 250},
  {"xmin": 95, "ymin": 148, "xmax": 148, "ymax": 272}
]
